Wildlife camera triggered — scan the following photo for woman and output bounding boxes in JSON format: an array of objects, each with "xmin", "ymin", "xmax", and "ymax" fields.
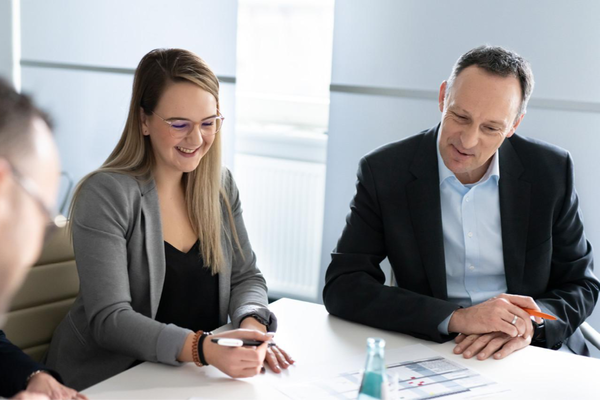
[{"xmin": 46, "ymin": 48, "xmax": 293, "ymax": 390}]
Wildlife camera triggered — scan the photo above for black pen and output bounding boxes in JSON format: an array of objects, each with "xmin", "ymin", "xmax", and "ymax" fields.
[{"xmin": 211, "ymin": 338, "xmax": 276, "ymax": 347}]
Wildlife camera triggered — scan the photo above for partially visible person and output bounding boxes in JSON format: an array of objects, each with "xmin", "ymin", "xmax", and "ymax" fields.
[
  {"xmin": 46, "ymin": 48, "xmax": 293, "ymax": 391},
  {"xmin": 1, "ymin": 330, "xmax": 83, "ymax": 400},
  {"xmin": 0, "ymin": 79, "xmax": 86, "ymax": 399}
]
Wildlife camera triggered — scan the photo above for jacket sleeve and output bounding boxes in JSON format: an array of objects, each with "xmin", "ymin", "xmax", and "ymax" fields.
[
  {"xmin": 222, "ymin": 169, "xmax": 277, "ymax": 332},
  {"xmin": 72, "ymin": 173, "xmax": 191, "ymax": 366},
  {"xmin": 323, "ymin": 157, "xmax": 459, "ymax": 342},
  {"xmin": 0, "ymin": 330, "xmax": 63, "ymax": 398},
  {"xmin": 537, "ymin": 153, "xmax": 599, "ymax": 349}
]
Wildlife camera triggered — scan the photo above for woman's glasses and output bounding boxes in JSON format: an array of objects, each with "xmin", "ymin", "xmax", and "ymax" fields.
[{"xmin": 152, "ymin": 111, "xmax": 225, "ymax": 140}]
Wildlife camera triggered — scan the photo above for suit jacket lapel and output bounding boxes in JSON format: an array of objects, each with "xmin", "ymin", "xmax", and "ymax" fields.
[
  {"xmin": 139, "ymin": 178, "xmax": 166, "ymax": 318},
  {"xmin": 499, "ymin": 138, "xmax": 530, "ymax": 294},
  {"xmin": 406, "ymin": 125, "xmax": 448, "ymax": 300}
]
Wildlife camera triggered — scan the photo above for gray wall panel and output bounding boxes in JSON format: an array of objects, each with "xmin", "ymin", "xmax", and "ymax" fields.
[
  {"xmin": 20, "ymin": 0, "xmax": 237, "ymax": 77},
  {"xmin": 321, "ymin": 93, "xmax": 440, "ymax": 280},
  {"xmin": 331, "ymin": 0, "xmax": 600, "ymax": 103},
  {"xmin": 21, "ymin": 66, "xmax": 132, "ymax": 184}
]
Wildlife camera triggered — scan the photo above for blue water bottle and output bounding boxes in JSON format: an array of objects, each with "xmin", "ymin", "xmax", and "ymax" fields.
[{"xmin": 358, "ymin": 337, "xmax": 388, "ymax": 400}]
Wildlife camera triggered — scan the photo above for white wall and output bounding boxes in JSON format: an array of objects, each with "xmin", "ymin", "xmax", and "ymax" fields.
[
  {"xmin": 320, "ymin": 0, "xmax": 600, "ymax": 356},
  {"xmin": 18, "ymin": 0, "xmax": 238, "ymax": 208}
]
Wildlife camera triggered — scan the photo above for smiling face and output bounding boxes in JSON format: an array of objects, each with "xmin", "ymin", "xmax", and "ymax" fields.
[
  {"xmin": 438, "ymin": 66, "xmax": 524, "ymax": 184},
  {"xmin": 141, "ymin": 81, "xmax": 218, "ymax": 177}
]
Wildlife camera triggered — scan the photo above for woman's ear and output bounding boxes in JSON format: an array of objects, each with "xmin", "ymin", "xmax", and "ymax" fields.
[{"xmin": 140, "ymin": 108, "xmax": 150, "ymax": 136}]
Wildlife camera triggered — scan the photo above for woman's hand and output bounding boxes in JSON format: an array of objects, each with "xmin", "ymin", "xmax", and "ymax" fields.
[
  {"xmin": 239, "ymin": 316, "xmax": 294, "ymax": 373},
  {"xmin": 264, "ymin": 344, "xmax": 294, "ymax": 373},
  {"xmin": 203, "ymin": 329, "xmax": 273, "ymax": 378}
]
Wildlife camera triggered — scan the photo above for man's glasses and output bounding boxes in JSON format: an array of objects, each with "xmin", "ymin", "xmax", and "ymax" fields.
[
  {"xmin": 152, "ymin": 111, "xmax": 225, "ymax": 140},
  {"xmin": 10, "ymin": 165, "xmax": 70, "ymax": 239}
]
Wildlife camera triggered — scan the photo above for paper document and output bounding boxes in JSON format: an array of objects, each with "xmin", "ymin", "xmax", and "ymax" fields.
[{"xmin": 276, "ymin": 344, "xmax": 508, "ymax": 400}]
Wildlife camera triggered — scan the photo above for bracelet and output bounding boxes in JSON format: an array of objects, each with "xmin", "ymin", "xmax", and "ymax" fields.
[
  {"xmin": 191, "ymin": 330, "xmax": 204, "ymax": 367},
  {"xmin": 198, "ymin": 332, "xmax": 212, "ymax": 366},
  {"xmin": 191, "ymin": 331, "xmax": 213, "ymax": 367},
  {"xmin": 25, "ymin": 370, "xmax": 45, "ymax": 386}
]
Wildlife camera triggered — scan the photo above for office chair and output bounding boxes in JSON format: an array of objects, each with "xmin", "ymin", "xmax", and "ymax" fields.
[
  {"xmin": 581, "ymin": 321, "xmax": 600, "ymax": 352},
  {"xmin": 2, "ymin": 224, "xmax": 78, "ymax": 361}
]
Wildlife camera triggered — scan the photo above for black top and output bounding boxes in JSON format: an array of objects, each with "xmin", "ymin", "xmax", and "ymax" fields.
[
  {"xmin": 0, "ymin": 330, "xmax": 63, "ymax": 398},
  {"xmin": 155, "ymin": 240, "xmax": 220, "ymax": 333}
]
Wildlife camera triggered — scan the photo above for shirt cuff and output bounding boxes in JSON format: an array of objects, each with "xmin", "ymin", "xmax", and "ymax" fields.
[{"xmin": 437, "ymin": 311, "xmax": 455, "ymax": 335}]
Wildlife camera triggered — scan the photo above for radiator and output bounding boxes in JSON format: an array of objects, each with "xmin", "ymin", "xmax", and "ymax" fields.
[{"xmin": 233, "ymin": 154, "xmax": 326, "ymax": 301}]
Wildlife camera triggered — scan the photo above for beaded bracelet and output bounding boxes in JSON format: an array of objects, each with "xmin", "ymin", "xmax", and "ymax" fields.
[
  {"xmin": 191, "ymin": 330, "xmax": 204, "ymax": 367},
  {"xmin": 191, "ymin": 330, "xmax": 213, "ymax": 367}
]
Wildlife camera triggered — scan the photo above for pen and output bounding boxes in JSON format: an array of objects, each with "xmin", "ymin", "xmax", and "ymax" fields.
[
  {"xmin": 211, "ymin": 338, "xmax": 276, "ymax": 347},
  {"xmin": 521, "ymin": 308, "xmax": 557, "ymax": 321}
]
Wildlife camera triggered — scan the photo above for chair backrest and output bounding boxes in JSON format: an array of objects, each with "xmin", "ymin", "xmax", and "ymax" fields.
[
  {"xmin": 581, "ymin": 321, "xmax": 600, "ymax": 352},
  {"xmin": 3, "ymin": 225, "xmax": 78, "ymax": 361}
]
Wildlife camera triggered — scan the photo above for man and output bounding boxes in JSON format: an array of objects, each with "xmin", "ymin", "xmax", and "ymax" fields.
[
  {"xmin": 323, "ymin": 46, "xmax": 599, "ymax": 360},
  {"xmin": 0, "ymin": 79, "xmax": 86, "ymax": 399}
]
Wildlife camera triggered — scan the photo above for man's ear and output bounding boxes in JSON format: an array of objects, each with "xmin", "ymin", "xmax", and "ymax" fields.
[
  {"xmin": 438, "ymin": 81, "xmax": 449, "ymax": 113},
  {"xmin": 507, "ymin": 113, "xmax": 525, "ymax": 138}
]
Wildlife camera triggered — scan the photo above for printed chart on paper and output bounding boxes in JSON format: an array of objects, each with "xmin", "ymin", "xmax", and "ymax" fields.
[{"xmin": 276, "ymin": 344, "xmax": 508, "ymax": 400}]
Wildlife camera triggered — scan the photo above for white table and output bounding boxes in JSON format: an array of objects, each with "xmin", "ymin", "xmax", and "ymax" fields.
[{"xmin": 83, "ymin": 298, "xmax": 600, "ymax": 399}]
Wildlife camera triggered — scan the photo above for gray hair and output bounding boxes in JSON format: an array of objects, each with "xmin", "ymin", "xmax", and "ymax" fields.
[{"xmin": 446, "ymin": 45, "xmax": 535, "ymax": 118}]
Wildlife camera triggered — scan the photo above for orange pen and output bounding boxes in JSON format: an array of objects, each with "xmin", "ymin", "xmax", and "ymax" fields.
[{"xmin": 521, "ymin": 308, "xmax": 557, "ymax": 321}]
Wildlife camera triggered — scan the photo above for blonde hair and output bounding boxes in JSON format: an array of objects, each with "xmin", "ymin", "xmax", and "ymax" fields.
[{"xmin": 70, "ymin": 48, "xmax": 240, "ymax": 273}]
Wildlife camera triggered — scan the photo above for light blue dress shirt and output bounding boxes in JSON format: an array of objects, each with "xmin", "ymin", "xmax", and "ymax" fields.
[{"xmin": 436, "ymin": 137, "xmax": 507, "ymax": 335}]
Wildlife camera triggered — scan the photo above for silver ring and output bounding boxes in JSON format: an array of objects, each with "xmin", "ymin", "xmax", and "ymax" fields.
[{"xmin": 510, "ymin": 315, "xmax": 518, "ymax": 325}]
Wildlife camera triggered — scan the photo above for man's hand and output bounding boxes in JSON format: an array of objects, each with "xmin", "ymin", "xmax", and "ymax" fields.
[
  {"xmin": 496, "ymin": 294, "xmax": 544, "ymax": 324},
  {"xmin": 448, "ymin": 293, "xmax": 540, "ymax": 337},
  {"xmin": 26, "ymin": 371, "xmax": 88, "ymax": 399},
  {"xmin": 453, "ymin": 331, "xmax": 532, "ymax": 360}
]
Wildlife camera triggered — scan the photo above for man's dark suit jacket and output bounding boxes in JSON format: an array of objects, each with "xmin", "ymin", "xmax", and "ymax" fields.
[
  {"xmin": 0, "ymin": 330, "xmax": 62, "ymax": 398},
  {"xmin": 323, "ymin": 125, "xmax": 599, "ymax": 355}
]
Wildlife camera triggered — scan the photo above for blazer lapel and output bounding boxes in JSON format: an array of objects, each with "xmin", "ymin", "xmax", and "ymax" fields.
[
  {"xmin": 218, "ymin": 222, "xmax": 231, "ymax": 325},
  {"xmin": 139, "ymin": 178, "xmax": 166, "ymax": 318},
  {"xmin": 406, "ymin": 126, "xmax": 448, "ymax": 300},
  {"xmin": 499, "ymin": 138, "xmax": 530, "ymax": 294}
]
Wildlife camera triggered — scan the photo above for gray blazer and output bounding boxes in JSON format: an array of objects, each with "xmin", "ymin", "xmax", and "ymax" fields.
[{"xmin": 45, "ymin": 169, "xmax": 276, "ymax": 390}]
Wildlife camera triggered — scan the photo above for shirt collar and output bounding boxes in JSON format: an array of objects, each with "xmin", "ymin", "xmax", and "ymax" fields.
[{"xmin": 436, "ymin": 133, "xmax": 500, "ymax": 187}]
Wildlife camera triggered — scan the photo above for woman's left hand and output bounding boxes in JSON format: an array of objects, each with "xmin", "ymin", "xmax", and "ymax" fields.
[
  {"xmin": 264, "ymin": 344, "xmax": 294, "ymax": 373},
  {"xmin": 240, "ymin": 316, "xmax": 295, "ymax": 373}
]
